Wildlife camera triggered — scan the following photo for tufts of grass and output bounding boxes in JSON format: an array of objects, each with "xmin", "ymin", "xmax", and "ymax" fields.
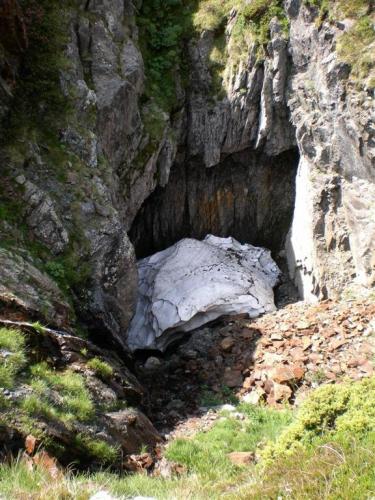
[
  {"xmin": 0, "ymin": 455, "xmax": 94, "ymax": 500},
  {"xmin": 2, "ymin": 379, "xmax": 375, "ymax": 499},
  {"xmin": 234, "ymin": 432, "xmax": 375, "ymax": 499},
  {"xmin": 0, "ymin": 328, "xmax": 26, "ymax": 390},
  {"xmin": 193, "ymin": 0, "xmax": 232, "ymax": 32},
  {"xmin": 23, "ymin": 362, "xmax": 94, "ymax": 423},
  {"xmin": 87, "ymin": 358, "xmax": 113, "ymax": 380},
  {"xmin": 31, "ymin": 321, "xmax": 45, "ymax": 334},
  {"xmin": 337, "ymin": 15, "xmax": 375, "ymax": 88},
  {"xmin": 74, "ymin": 434, "xmax": 120, "ymax": 465}
]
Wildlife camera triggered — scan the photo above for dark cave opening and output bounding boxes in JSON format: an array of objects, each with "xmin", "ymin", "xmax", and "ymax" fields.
[{"xmin": 129, "ymin": 147, "xmax": 300, "ymax": 261}]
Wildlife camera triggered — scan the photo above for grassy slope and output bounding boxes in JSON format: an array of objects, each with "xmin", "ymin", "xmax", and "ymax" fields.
[
  {"xmin": 1, "ymin": 376, "xmax": 375, "ymax": 499},
  {"xmin": 0, "ymin": 327, "xmax": 119, "ymax": 464}
]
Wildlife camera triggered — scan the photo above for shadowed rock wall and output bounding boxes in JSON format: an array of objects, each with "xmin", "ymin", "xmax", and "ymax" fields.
[{"xmin": 130, "ymin": 148, "xmax": 298, "ymax": 258}]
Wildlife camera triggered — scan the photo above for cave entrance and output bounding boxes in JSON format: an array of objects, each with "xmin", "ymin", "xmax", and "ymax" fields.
[
  {"xmin": 129, "ymin": 147, "xmax": 300, "ymax": 427},
  {"xmin": 129, "ymin": 146, "xmax": 300, "ymax": 312},
  {"xmin": 129, "ymin": 147, "xmax": 299, "ymax": 261}
]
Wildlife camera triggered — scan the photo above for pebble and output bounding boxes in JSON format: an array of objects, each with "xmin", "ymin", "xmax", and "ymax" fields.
[{"xmin": 144, "ymin": 357, "xmax": 162, "ymax": 371}]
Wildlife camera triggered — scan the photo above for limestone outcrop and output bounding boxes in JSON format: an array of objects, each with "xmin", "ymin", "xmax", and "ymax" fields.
[
  {"xmin": 285, "ymin": 1, "xmax": 375, "ymax": 299},
  {"xmin": 127, "ymin": 236, "xmax": 280, "ymax": 352}
]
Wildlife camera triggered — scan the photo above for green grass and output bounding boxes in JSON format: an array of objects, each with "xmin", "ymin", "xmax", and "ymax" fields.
[
  {"xmin": 87, "ymin": 357, "xmax": 113, "ymax": 380},
  {"xmin": 0, "ymin": 328, "xmax": 26, "ymax": 390},
  {"xmin": 193, "ymin": 0, "xmax": 232, "ymax": 31},
  {"xmin": 234, "ymin": 433, "xmax": 375, "ymax": 499},
  {"xmin": 167, "ymin": 404, "xmax": 291, "ymax": 481},
  {"xmin": 1, "ymin": 378, "xmax": 375, "ymax": 499},
  {"xmin": 74, "ymin": 434, "xmax": 120, "ymax": 465},
  {"xmin": 302, "ymin": 0, "xmax": 375, "ymax": 88},
  {"xmin": 337, "ymin": 15, "xmax": 375, "ymax": 88},
  {"xmin": 22, "ymin": 362, "xmax": 94, "ymax": 423}
]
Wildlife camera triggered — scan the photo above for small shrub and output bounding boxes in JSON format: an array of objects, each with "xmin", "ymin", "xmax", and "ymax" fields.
[
  {"xmin": 45, "ymin": 261, "xmax": 65, "ymax": 282},
  {"xmin": 87, "ymin": 358, "xmax": 114, "ymax": 380},
  {"xmin": 262, "ymin": 377, "xmax": 375, "ymax": 462}
]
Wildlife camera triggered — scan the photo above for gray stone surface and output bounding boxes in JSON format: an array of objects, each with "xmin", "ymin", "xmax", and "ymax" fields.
[
  {"xmin": 285, "ymin": 1, "xmax": 375, "ymax": 299},
  {"xmin": 127, "ymin": 236, "xmax": 280, "ymax": 352},
  {"xmin": 0, "ymin": 0, "xmax": 374, "ymax": 352}
]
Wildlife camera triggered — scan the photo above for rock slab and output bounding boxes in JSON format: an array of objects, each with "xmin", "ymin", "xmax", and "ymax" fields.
[{"xmin": 127, "ymin": 235, "xmax": 280, "ymax": 351}]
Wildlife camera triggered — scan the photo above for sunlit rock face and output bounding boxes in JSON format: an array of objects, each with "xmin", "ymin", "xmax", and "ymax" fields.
[{"xmin": 127, "ymin": 235, "xmax": 280, "ymax": 352}]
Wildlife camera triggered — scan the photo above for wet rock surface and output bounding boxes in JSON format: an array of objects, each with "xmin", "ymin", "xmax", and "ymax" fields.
[{"xmin": 127, "ymin": 236, "xmax": 280, "ymax": 352}]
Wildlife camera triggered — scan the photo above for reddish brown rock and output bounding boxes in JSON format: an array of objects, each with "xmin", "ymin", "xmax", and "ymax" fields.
[
  {"xmin": 270, "ymin": 364, "xmax": 305, "ymax": 384},
  {"xmin": 221, "ymin": 337, "xmax": 235, "ymax": 352},
  {"xmin": 223, "ymin": 369, "xmax": 243, "ymax": 388},
  {"xmin": 274, "ymin": 382, "xmax": 292, "ymax": 402},
  {"xmin": 228, "ymin": 451, "xmax": 255, "ymax": 466}
]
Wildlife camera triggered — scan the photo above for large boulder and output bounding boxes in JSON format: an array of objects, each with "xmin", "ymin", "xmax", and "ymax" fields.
[{"xmin": 127, "ymin": 235, "xmax": 280, "ymax": 352}]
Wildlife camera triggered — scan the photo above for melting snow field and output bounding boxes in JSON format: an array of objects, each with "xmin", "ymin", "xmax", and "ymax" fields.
[{"xmin": 127, "ymin": 235, "xmax": 280, "ymax": 351}]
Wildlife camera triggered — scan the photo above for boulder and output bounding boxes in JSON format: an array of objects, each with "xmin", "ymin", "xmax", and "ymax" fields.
[
  {"xmin": 105, "ymin": 409, "xmax": 162, "ymax": 455},
  {"xmin": 127, "ymin": 236, "xmax": 280, "ymax": 351}
]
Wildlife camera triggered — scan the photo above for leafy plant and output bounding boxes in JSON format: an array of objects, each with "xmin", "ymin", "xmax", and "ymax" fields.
[{"xmin": 137, "ymin": 0, "xmax": 195, "ymax": 111}]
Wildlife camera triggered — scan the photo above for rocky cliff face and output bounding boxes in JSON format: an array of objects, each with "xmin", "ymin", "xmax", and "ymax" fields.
[
  {"xmin": 285, "ymin": 0, "xmax": 375, "ymax": 299},
  {"xmin": 0, "ymin": 0, "xmax": 374, "ymax": 348}
]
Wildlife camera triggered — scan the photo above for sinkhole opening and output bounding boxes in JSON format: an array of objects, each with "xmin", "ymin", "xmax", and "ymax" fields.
[{"xmin": 127, "ymin": 147, "xmax": 300, "ymax": 356}]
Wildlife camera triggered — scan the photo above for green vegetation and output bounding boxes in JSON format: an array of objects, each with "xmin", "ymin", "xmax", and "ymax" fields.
[
  {"xmin": 22, "ymin": 362, "xmax": 94, "ymax": 423},
  {"xmin": 242, "ymin": 0, "xmax": 289, "ymax": 48},
  {"xmin": 0, "ymin": 326, "xmax": 126, "ymax": 468},
  {"xmin": 74, "ymin": 434, "xmax": 120, "ymax": 464},
  {"xmin": 302, "ymin": 0, "xmax": 375, "ymax": 88},
  {"xmin": 167, "ymin": 404, "xmax": 291, "ymax": 481},
  {"xmin": 5, "ymin": 0, "xmax": 72, "ymax": 137},
  {"xmin": 192, "ymin": 0, "xmax": 289, "ymax": 95},
  {"xmin": 44, "ymin": 253, "xmax": 91, "ymax": 296},
  {"xmin": 193, "ymin": 0, "xmax": 231, "ymax": 31},
  {"xmin": 199, "ymin": 384, "xmax": 239, "ymax": 406},
  {"xmin": 137, "ymin": 0, "xmax": 290, "ymax": 107},
  {"xmin": 1, "ymin": 377, "xmax": 375, "ymax": 498},
  {"xmin": 303, "ymin": 0, "xmax": 329, "ymax": 19},
  {"xmin": 262, "ymin": 376, "xmax": 375, "ymax": 462},
  {"xmin": 87, "ymin": 357, "xmax": 114, "ymax": 380},
  {"xmin": 236, "ymin": 433, "xmax": 375, "ymax": 499},
  {"xmin": 0, "ymin": 328, "xmax": 26, "ymax": 391},
  {"xmin": 337, "ymin": 15, "xmax": 375, "ymax": 89},
  {"xmin": 137, "ymin": 0, "xmax": 196, "ymax": 111}
]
